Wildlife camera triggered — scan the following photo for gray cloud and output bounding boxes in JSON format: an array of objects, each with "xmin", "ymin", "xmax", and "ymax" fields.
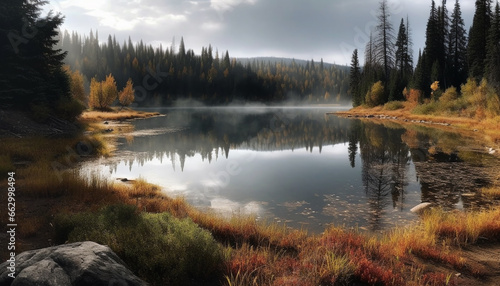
[{"xmin": 50, "ymin": 0, "xmax": 476, "ymax": 65}]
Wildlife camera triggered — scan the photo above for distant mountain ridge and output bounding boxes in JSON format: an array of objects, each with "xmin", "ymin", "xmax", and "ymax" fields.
[{"xmin": 236, "ymin": 57, "xmax": 349, "ymax": 71}]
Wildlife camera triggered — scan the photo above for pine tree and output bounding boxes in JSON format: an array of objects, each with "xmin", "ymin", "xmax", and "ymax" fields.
[
  {"xmin": 406, "ymin": 16, "xmax": 414, "ymax": 68},
  {"xmin": 485, "ymin": 2, "xmax": 500, "ymax": 89},
  {"xmin": 374, "ymin": 0, "xmax": 395, "ymax": 80},
  {"xmin": 412, "ymin": 49, "xmax": 429, "ymax": 92},
  {"xmin": 438, "ymin": 1, "xmax": 450, "ymax": 88},
  {"xmin": 349, "ymin": 49, "xmax": 362, "ymax": 106},
  {"xmin": 468, "ymin": 0, "xmax": 493, "ymax": 80},
  {"xmin": 424, "ymin": 1, "xmax": 441, "ymax": 81},
  {"xmin": 0, "ymin": 0, "xmax": 70, "ymax": 111},
  {"xmin": 448, "ymin": 0, "xmax": 468, "ymax": 89},
  {"xmin": 394, "ymin": 18, "xmax": 413, "ymax": 77}
]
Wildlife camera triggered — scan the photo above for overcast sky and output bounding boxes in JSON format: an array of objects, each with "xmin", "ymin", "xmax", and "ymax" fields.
[{"xmin": 44, "ymin": 0, "xmax": 476, "ymax": 66}]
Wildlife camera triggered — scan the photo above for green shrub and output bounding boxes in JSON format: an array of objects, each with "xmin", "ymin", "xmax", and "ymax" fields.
[
  {"xmin": 461, "ymin": 78, "xmax": 478, "ymax": 99},
  {"xmin": 412, "ymin": 101, "xmax": 439, "ymax": 115},
  {"xmin": 440, "ymin": 86, "xmax": 458, "ymax": 103},
  {"xmin": 54, "ymin": 204, "xmax": 224, "ymax": 285},
  {"xmin": 383, "ymin": 101, "xmax": 404, "ymax": 111}
]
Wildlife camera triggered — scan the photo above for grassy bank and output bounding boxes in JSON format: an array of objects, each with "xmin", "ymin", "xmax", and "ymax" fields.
[
  {"xmin": 334, "ymin": 82, "xmax": 500, "ymax": 145},
  {"xmin": 2, "ymin": 108, "xmax": 500, "ymax": 285},
  {"xmin": 79, "ymin": 108, "xmax": 161, "ymax": 122}
]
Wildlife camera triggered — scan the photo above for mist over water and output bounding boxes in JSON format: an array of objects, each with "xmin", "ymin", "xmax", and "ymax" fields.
[{"xmin": 82, "ymin": 107, "xmax": 498, "ymax": 233}]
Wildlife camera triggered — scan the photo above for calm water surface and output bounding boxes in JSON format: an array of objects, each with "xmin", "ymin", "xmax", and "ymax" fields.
[{"xmin": 83, "ymin": 107, "xmax": 498, "ymax": 233}]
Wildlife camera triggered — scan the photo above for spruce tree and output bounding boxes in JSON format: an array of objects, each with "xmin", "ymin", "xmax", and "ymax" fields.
[
  {"xmin": 448, "ymin": 0, "xmax": 468, "ymax": 89},
  {"xmin": 349, "ymin": 49, "xmax": 362, "ymax": 106},
  {"xmin": 424, "ymin": 1, "xmax": 439, "ymax": 67},
  {"xmin": 1, "ymin": 0, "xmax": 69, "ymax": 110},
  {"xmin": 391, "ymin": 18, "xmax": 413, "ymax": 101},
  {"xmin": 395, "ymin": 19, "xmax": 408, "ymax": 74},
  {"xmin": 424, "ymin": 1, "xmax": 448, "ymax": 85},
  {"xmin": 412, "ymin": 50, "xmax": 429, "ymax": 92},
  {"xmin": 438, "ymin": 1, "xmax": 449, "ymax": 88},
  {"xmin": 468, "ymin": 0, "xmax": 493, "ymax": 80},
  {"xmin": 485, "ymin": 1, "xmax": 500, "ymax": 89}
]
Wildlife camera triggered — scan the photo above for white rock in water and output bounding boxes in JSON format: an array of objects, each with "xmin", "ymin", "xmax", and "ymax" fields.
[{"xmin": 410, "ymin": 202, "xmax": 432, "ymax": 213}]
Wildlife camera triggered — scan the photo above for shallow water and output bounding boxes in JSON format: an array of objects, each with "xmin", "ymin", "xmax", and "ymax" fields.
[{"xmin": 82, "ymin": 107, "xmax": 499, "ymax": 233}]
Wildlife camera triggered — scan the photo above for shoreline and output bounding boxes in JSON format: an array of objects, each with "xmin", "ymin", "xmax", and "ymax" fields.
[
  {"xmin": 328, "ymin": 106, "xmax": 500, "ymax": 151},
  {"xmin": 79, "ymin": 108, "xmax": 161, "ymax": 122},
  {"xmin": 3, "ymin": 107, "xmax": 500, "ymax": 285}
]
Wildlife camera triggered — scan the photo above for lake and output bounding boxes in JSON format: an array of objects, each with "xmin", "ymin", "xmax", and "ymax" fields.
[{"xmin": 82, "ymin": 107, "xmax": 499, "ymax": 233}]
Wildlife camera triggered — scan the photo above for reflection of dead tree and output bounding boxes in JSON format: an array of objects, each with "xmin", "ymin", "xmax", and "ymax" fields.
[
  {"xmin": 362, "ymin": 149, "xmax": 392, "ymax": 231},
  {"xmin": 391, "ymin": 148, "xmax": 411, "ymax": 211},
  {"xmin": 359, "ymin": 123, "xmax": 411, "ymax": 231},
  {"xmin": 366, "ymin": 165, "xmax": 392, "ymax": 230}
]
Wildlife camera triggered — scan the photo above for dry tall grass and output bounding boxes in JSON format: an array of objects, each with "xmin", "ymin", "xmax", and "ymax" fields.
[{"xmin": 79, "ymin": 108, "xmax": 160, "ymax": 122}]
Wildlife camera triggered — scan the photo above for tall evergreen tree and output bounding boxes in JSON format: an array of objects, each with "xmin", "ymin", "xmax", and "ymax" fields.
[
  {"xmin": 448, "ymin": 0, "xmax": 468, "ymax": 89},
  {"xmin": 485, "ymin": 1, "xmax": 500, "ymax": 89},
  {"xmin": 390, "ymin": 18, "xmax": 413, "ymax": 101},
  {"xmin": 412, "ymin": 49, "xmax": 429, "ymax": 92},
  {"xmin": 406, "ymin": 16, "xmax": 414, "ymax": 69},
  {"xmin": 0, "ymin": 0, "xmax": 72, "ymax": 115},
  {"xmin": 349, "ymin": 49, "xmax": 362, "ymax": 106},
  {"xmin": 374, "ymin": 0, "xmax": 395, "ymax": 80},
  {"xmin": 424, "ymin": 1, "xmax": 447, "ymax": 84},
  {"xmin": 468, "ymin": 0, "xmax": 493, "ymax": 80},
  {"xmin": 395, "ymin": 19, "xmax": 413, "ymax": 76},
  {"xmin": 438, "ymin": 0, "xmax": 450, "ymax": 87},
  {"xmin": 424, "ymin": 1, "xmax": 439, "ymax": 65}
]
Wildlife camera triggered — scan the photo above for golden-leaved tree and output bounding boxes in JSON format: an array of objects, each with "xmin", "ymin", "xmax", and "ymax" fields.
[
  {"xmin": 119, "ymin": 78, "xmax": 135, "ymax": 108},
  {"xmin": 64, "ymin": 66, "xmax": 86, "ymax": 105},
  {"xmin": 89, "ymin": 78, "xmax": 102, "ymax": 109},
  {"xmin": 89, "ymin": 74, "xmax": 118, "ymax": 109},
  {"xmin": 365, "ymin": 81, "xmax": 385, "ymax": 107}
]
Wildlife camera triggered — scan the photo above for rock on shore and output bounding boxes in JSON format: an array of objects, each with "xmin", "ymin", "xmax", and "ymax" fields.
[{"xmin": 0, "ymin": 241, "xmax": 148, "ymax": 286}]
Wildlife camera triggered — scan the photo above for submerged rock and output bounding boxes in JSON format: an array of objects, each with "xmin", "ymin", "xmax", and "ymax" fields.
[{"xmin": 0, "ymin": 241, "xmax": 148, "ymax": 286}]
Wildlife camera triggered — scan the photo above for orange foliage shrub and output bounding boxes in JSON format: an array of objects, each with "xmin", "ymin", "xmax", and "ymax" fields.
[{"xmin": 405, "ymin": 89, "xmax": 422, "ymax": 106}]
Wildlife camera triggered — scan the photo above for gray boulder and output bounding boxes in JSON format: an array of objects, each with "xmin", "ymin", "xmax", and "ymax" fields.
[{"xmin": 0, "ymin": 241, "xmax": 148, "ymax": 286}]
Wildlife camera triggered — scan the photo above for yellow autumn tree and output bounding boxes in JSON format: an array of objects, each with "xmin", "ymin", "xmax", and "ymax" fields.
[
  {"xmin": 89, "ymin": 77, "xmax": 103, "ymax": 109},
  {"xmin": 119, "ymin": 78, "xmax": 135, "ymax": 108},
  {"xmin": 430, "ymin": 81, "xmax": 440, "ymax": 100},
  {"xmin": 365, "ymin": 81, "xmax": 385, "ymax": 107},
  {"xmin": 101, "ymin": 74, "xmax": 118, "ymax": 108},
  {"xmin": 63, "ymin": 66, "xmax": 86, "ymax": 105},
  {"xmin": 89, "ymin": 74, "xmax": 118, "ymax": 110}
]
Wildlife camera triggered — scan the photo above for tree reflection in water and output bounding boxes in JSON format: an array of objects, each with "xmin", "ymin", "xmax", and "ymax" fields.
[
  {"xmin": 356, "ymin": 122, "xmax": 411, "ymax": 231},
  {"xmin": 90, "ymin": 108, "xmax": 497, "ymax": 232}
]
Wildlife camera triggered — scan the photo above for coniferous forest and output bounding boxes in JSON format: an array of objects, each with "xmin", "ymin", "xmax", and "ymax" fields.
[
  {"xmin": 58, "ymin": 31, "xmax": 350, "ymax": 107},
  {"xmin": 3, "ymin": 0, "xmax": 500, "ymax": 117},
  {"xmin": 350, "ymin": 0, "xmax": 500, "ymax": 115}
]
